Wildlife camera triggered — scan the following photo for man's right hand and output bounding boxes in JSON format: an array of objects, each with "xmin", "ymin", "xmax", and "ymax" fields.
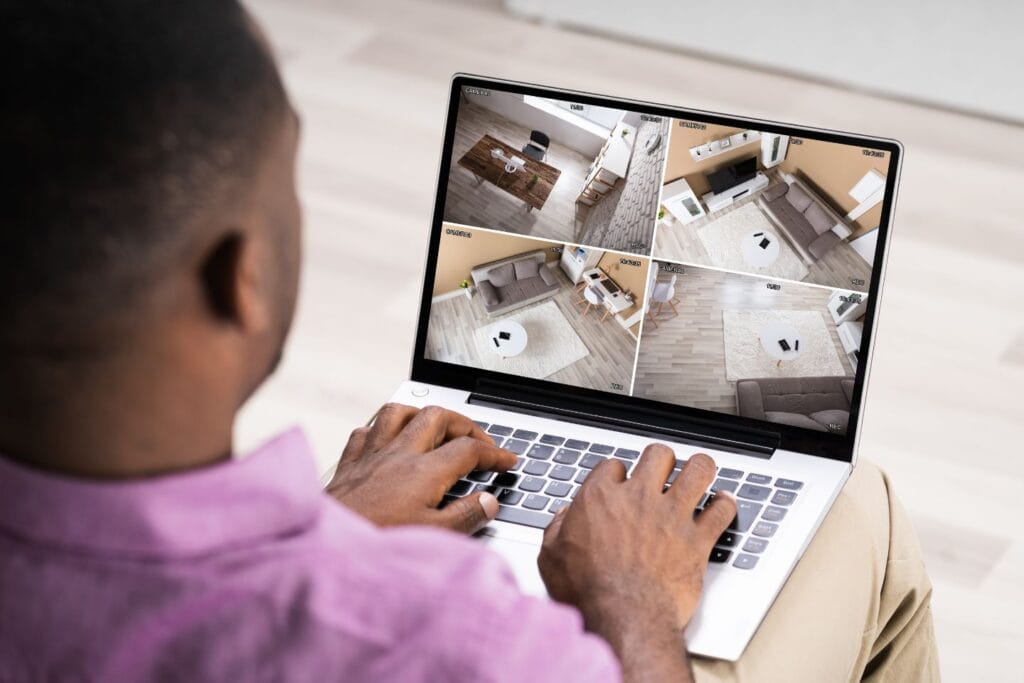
[{"xmin": 538, "ymin": 445, "xmax": 737, "ymax": 681}]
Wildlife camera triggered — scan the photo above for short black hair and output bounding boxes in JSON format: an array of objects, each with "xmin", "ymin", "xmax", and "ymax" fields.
[{"xmin": 0, "ymin": 0, "xmax": 287, "ymax": 349}]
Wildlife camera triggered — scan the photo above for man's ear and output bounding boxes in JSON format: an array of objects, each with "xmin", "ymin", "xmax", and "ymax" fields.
[{"xmin": 199, "ymin": 231, "xmax": 271, "ymax": 333}]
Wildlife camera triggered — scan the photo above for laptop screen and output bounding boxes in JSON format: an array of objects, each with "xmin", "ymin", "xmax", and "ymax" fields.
[{"xmin": 416, "ymin": 77, "xmax": 898, "ymax": 447}]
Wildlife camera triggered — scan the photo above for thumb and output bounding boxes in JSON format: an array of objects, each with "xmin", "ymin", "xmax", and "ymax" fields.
[{"xmin": 434, "ymin": 492, "xmax": 499, "ymax": 534}]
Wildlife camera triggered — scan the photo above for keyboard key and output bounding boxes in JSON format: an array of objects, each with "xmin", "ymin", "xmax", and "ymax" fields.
[
  {"xmin": 503, "ymin": 439, "xmax": 530, "ymax": 455},
  {"xmin": 468, "ymin": 470, "xmax": 494, "ymax": 483},
  {"xmin": 495, "ymin": 505, "xmax": 553, "ymax": 529},
  {"xmin": 752, "ymin": 521, "xmax": 778, "ymax": 538},
  {"xmin": 575, "ymin": 469, "xmax": 590, "ymax": 484},
  {"xmin": 497, "ymin": 489, "xmax": 523, "ymax": 506},
  {"xmin": 549, "ymin": 499, "xmax": 571, "ymax": 514},
  {"xmin": 550, "ymin": 465, "xmax": 577, "ymax": 481},
  {"xmin": 523, "ymin": 494, "xmax": 551, "ymax": 511},
  {"xmin": 730, "ymin": 500, "xmax": 763, "ymax": 532},
  {"xmin": 491, "ymin": 437, "xmax": 504, "ymax": 448},
  {"xmin": 709, "ymin": 547, "xmax": 732, "ymax": 563},
  {"xmin": 510, "ymin": 457, "xmax": 525, "ymax": 472},
  {"xmin": 589, "ymin": 444, "xmax": 615, "ymax": 455},
  {"xmin": 527, "ymin": 444, "xmax": 554, "ymax": 460},
  {"xmin": 473, "ymin": 421, "xmax": 489, "ymax": 430},
  {"xmin": 540, "ymin": 434, "xmax": 565, "ymax": 446},
  {"xmin": 493, "ymin": 472, "xmax": 519, "ymax": 488},
  {"xmin": 512, "ymin": 429, "xmax": 538, "ymax": 441},
  {"xmin": 746, "ymin": 473, "xmax": 772, "ymax": 485},
  {"xmin": 737, "ymin": 483, "xmax": 772, "ymax": 501},
  {"xmin": 718, "ymin": 467, "xmax": 744, "ymax": 480},
  {"xmin": 614, "ymin": 448, "xmax": 640, "ymax": 460},
  {"xmin": 519, "ymin": 476, "xmax": 545, "ymax": 492},
  {"xmin": 674, "ymin": 457, "xmax": 687, "ymax": 469},
  {"xmin": 775, "ymin": 478, "xmax": 804, "ymax": 491},
  {"xmin": 439, "ymin": 494, "xmax": 457, "ymax": 509},
  {"xmin": 667, "ymin": 469, "xmax": 680, "ymax": 484},
  {"xmin": 554, "ymin": 448, "xmax": 581, "ymax": 465},
  {"xmin": 524, "ymin": 461, "xmax": 550, "ymax": 476},
  {"xmin": 743, "ymin": 537, "xmax": 768, "ymax": 554},
  {"xmin": 579, "ymin": 453, "xmax": 607, "ymax": 469},
  {"xmin": 564, "ymin": 439, "xmax": 590, "ymax": 451},
  {"xmin": 717, "ymin": 531, "xmax": 739, "ymax": 547},
  {"xmin": 771, "ymin": 490, "xmax": 798, "ymax": 506},
  {"xmin": 449, "ymin": 480, "xmax": 472, "ymax": 496},
  {"xmin": 710, "ymin": 478, "xmax": 739, "ymax": 494},
  {"xmin": 487, "ymin": 424, "xmax": 513, "ymax": 436},
  {"xmin": 545, "ymin": 481, "xmax": 572, "ymax": 497},
  {"xmin": 570, "ymin": 485, "xmax": 580, "ymax": 498},
  {"xmin": 762, "ymin": 506, "xmax": 788, "ymax": 522},
  {"xmin": 473, "ymin": 483, "xmax": 496, "ymax": 494},
  {"xmin": 733, "ymin": 553, "xmax": 759, "ymax": 570}
]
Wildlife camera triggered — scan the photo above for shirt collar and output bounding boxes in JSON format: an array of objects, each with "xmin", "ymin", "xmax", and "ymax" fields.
[{"xmin": 0, "ymin": 427, "xmax": 323, "ymax": 560}]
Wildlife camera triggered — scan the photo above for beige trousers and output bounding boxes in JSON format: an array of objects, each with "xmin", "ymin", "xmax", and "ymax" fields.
[{"xmin": 694, "ymin": 460, "xmax": 940, "ymax": 683}]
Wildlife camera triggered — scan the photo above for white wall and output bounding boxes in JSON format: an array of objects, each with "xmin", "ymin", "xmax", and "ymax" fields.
[
  {"xmin": 504, "ymin": 0, "xmax": 1024, "ymax": 124},
  {"xmin": 465, "ymin": 90, "xmax": 610, "ymax": 156}
]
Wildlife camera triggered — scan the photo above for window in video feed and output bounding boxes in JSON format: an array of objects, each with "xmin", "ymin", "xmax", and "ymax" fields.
[
  {"xmin": 634, "ymin": 262, "xmax": 867, "ymax": 435},
  {"xmin": 424, "ymin": 225, "xmax": 650, "ymax": 395},
  {"xmin": 444, "ymin": 86, "xmax": 670, "ymax": 256}
]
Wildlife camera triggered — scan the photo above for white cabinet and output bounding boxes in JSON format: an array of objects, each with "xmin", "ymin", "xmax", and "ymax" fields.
[
  {"xmin": 701, "ymin": 172, "xmax": 769, "ymax": 213},
  {"xmin": 760, "ymin": 133, "xmax": 789, "ymax": 168},
  {"xmin": 577, "ymin": 122, "xmax": 635, "ymax": 207},
  {"xmin": 827, "ymin": 289, "xmax": 868, "ymax": 325},
  {"xmin": 559, "ymin": 245, "xmax": 602, "ymax": 284},
  {"xmin": 661, "ymin": 178, "xmax": 706, "ymax": 224}
]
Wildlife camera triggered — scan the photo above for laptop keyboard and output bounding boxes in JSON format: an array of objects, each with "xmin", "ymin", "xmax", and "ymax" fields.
[{"xmin": 441, "ymin": 421, "xmax": 805, "ymax": 572}]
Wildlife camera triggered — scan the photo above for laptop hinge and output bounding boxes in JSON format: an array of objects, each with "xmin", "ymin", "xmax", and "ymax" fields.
[{"xmin": 468, "ymin": 380, "xmax": 778, "ymax": 458}]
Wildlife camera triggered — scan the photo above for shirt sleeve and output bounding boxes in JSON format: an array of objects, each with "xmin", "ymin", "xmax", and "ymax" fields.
[{"xmin": 372, "ymin": 525, "xmax": 622, "ymax": 683}]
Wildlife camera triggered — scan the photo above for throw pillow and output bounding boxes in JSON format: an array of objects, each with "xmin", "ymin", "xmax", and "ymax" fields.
[
  {"xmin": 803, "ymin": 201, "xmax": 834, "ymax": 235},
  {"xmin": 785, "ymin": 183, "xmax": 812, "ymax": 212},
  {"xmin": 487, "ymin": 263, "xmax": 516, "ymax": 287},
  {"xmin": 513, "ymin": 258, "xmax": 540, "ymax": 280}
]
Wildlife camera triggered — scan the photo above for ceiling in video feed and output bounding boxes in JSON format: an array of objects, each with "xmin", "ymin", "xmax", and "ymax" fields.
[{"xmin": 427, "ymin": 85, "xmax": 891, "ymax": 436}]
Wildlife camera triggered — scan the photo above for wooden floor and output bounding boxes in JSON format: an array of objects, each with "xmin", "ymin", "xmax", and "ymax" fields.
[
  {"xmin": 653, "ymin": 174, "xmax": 874, "ymax": 291},
  {"xmin": 634, "ymin": 267, "xmax": 852, "ymax": 413},
  {"xmin": 425, "ymin": 268, "xmax": 637, "ymax": 395},
  {"xmin": 444, "ymin": 101, "xmax": 590, "ymax": 242},
  {"xmin": 239, "ymin": 1, "xmax": 1024, "ymax": 679}
]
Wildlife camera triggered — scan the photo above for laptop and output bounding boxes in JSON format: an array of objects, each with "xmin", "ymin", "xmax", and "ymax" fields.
[{"xmin": 389, "ymin": 74, "xmax": 901, "ymax": 661}]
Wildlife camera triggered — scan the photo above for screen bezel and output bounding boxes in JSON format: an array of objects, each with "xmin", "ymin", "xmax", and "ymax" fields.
[{"xmin": 410, "ymin": 74, "xmax": 902, "ymax": 463}]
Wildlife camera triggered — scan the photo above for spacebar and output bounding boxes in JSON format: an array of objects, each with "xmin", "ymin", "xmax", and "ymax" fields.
[{"xmin": 495, "ymin": 506, "xmax": 554, "ymax": 529}]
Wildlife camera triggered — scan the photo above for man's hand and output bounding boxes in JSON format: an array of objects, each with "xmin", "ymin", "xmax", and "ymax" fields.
[
  {"xmin": 538, "ymin": 445, "xmax": 737, "ymax": 682},
  {"xmin": 326, "ymin": 404, "xmax": 516, "ymax": 534}
]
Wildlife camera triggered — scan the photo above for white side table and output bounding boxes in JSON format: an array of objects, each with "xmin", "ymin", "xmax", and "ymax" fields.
[
  {"xmin": 488, "ymin": 320, "xmax": 528, "ymax": 358},
  {"xmin": 758, "ymin": 321, "xmax": 802, "ymax": 367},
  {"xmin": 741, "ymin": 231, "xmax": 781, "ymax": 268}
]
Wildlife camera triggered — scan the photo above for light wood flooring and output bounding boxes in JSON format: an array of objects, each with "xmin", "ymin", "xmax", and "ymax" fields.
[
  {"xmin": 240, "ymin": 2, "xmax": 1024, "ymax": 678},
  {"xmin": 653, "ymin": 177, "xmax": 874, "ymax": 291},
  {"xmin": 425, "ymin": 268, "xmax": 637, "ymax": 394},
  {"xmin": 443, "ymin": 100, "xmax": 590, "ymax": 243},
  {"xmin": 634, "ymin": 267, "xmax": 852, "ymax": 413}
]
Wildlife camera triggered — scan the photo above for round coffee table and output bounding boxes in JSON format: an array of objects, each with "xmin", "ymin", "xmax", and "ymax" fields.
[
  {"xmin": 489, "ymin": 320, "xmax": 528, "ymax": 358},
  {"xmin": 758, "ymin": 321, "xmax": 801, "ymax": 367},
  {"xmin": 741, "ymin": 231, "xmax": 781, "ymax": 268}
]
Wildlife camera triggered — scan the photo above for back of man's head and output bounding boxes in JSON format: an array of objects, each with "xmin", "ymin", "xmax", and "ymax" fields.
[{"xmin": 0, "ymin": 0, "xmax": 289, "ymax": 352}]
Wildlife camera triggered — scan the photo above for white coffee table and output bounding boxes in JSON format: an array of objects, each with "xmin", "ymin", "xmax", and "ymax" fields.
[
  {"xmin": 758, "ymin": 321, "xmax": 801, "ymax": 366},
  {"xmin": 488, "ymin": 320, "xmax": 528, "ymax": 358},
  {"xmin": 741, "ymin": 230, "xmax": 781, "ymax": 268}
]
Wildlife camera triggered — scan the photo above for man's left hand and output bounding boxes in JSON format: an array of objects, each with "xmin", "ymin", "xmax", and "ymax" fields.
[{"xmin": 326, "ymin": 403, "xmax": 515, "ymax": 534}]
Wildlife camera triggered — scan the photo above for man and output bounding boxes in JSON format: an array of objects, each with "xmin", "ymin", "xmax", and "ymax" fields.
[{"xmin": 0, "ymin": 2, "xmax": 938, "ymax": 681}]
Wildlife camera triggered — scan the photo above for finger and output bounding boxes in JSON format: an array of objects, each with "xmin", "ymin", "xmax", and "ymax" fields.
[
  {"xmin": 629, "ymin": 443, "xmax": 676, "ymax": 491},
  {"xmin": 666, "ymin": 452, "xmax": 718, "ymax": 510},
  {"xmin": 585, "ymin": 456, "xmax": 627, "ymax": 487},
  {"xmin": 430, "ymin": 436, "xmax": 517, "ymax": 482},
  {"xmin": 339, "ymin": 426, "xmax": 371, "ymax": 463},
  {"xmin": 432, "ymin": 491, "xmax": 499, "ymax": 534},
  {"xmin": 543, "ymin": 504, "xmax": 569, "ymax": 544},
  {"xmin": 696, "ymin": 490, "xmax": 738, "ymax": 544},
  {"xmin": 382, "ymin": 405, "xmax": 493, "ymax": 454},
  {"xmin": 363, "ymin": 403, "xmax": 420, "ymax": 452}
]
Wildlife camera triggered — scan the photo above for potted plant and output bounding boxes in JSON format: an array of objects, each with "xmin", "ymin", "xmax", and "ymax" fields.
[
  {"xmin": 657, "ymin": 208, "xmax": 666, "ymax": 221},
  {"xmin": 621, "ymin": 128, "xmax": 630, "ymax": 138},
  {"xmin": 527, "ymin": 173, "xmax": 539, "ymax": 190},
  {"xmin": 460, "ymin": 279, "xmax": 473, "ymax": 299}
]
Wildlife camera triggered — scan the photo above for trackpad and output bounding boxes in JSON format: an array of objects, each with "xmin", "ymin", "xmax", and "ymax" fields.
[{"xmin": 480, "ymin": 535, "xmax": 548, "ymax": 598}]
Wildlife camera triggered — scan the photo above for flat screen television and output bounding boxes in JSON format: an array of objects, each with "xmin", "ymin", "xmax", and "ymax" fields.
[{"xmin": 706, "ymin": 156, "xmax": 758, "ymax": 195}]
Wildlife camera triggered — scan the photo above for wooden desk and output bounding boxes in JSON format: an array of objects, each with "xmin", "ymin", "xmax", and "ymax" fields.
[{"xmin": 457, "ymin": 134, "xmax": 561, "ymax": 211}]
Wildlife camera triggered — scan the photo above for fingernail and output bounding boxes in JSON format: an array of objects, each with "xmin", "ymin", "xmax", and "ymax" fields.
[
  {"xmin": 479, "ymin": 492, "xmax": 499, "ymax": 519},
  {"xmin": 718, "ymin": 490, "xmax": 736, "ymax": 502}
]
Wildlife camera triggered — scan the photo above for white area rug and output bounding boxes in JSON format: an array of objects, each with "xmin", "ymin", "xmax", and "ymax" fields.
[
  {"xmin": 473, "ymin": 300, "xmax": 589, "ymax": 379},
  {"xmin": 697, "ymin": 203, "xmax": 810, "ymax": 281},
  {"xmin": 722, "ymin": 309, "xmax": 846, "ymax": 381}
]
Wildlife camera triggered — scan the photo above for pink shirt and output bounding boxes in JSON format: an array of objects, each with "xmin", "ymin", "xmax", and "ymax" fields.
[{"xmin": 0, "ymin": 428, "xmax": 619, "ymax": 681}]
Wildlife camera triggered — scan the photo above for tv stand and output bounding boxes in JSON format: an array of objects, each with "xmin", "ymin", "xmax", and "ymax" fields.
[{"xmin": 702, "ymin": 172, "xmax": 769, "ymax": 214}]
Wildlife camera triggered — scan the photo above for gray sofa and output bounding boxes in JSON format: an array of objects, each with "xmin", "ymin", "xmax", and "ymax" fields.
[
  {"xmin": 757, "ymin": 174, "xmax": 849, "ymax": 263},
  {"xmin": 470, "ymin": 250, "xmax": 560, "ymax": 316},
  {"xmin": 736, "ymin": 376, "xmax": 854, "ymax": 434}
]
